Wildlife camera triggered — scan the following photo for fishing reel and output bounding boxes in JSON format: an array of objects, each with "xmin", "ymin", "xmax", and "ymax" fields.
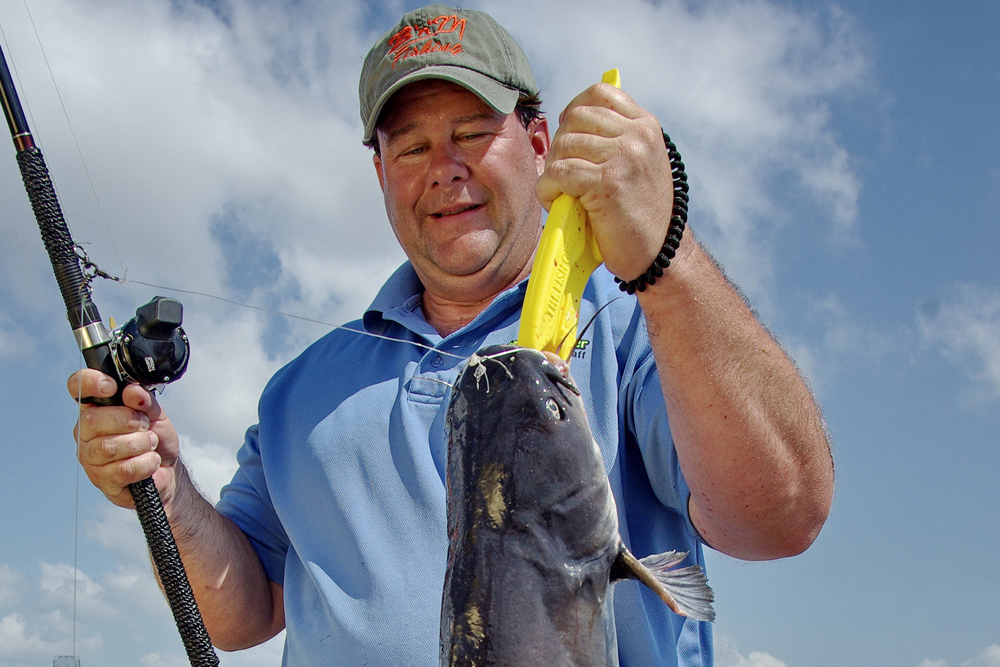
[{"xmin": 106, "ymin": 296, "xmax": 190, "ymax": 389}]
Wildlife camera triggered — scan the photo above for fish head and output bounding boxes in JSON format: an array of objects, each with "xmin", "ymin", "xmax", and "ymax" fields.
[{"xmin": 446, "ymin": 344, "xmax": 618, "ymax": 559}]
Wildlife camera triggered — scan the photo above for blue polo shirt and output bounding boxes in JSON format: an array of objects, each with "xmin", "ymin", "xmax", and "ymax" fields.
[{"xmin": 216, "ymin": 262, "xmax": 712, "ymax": 666}]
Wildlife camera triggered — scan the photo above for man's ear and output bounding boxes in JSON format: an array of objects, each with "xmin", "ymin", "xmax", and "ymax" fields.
[
  {"xmin": 527, "ymin": 117, "xmax": 550, "ymax": 176},
  {"xmin": 373, "ymin": 151, "xmax": 386, "ymax": 193}
]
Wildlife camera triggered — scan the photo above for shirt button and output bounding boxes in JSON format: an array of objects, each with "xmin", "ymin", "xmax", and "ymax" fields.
[{"xmin": 430, "ymin": 354, "xmax": 444, "ymax": 368}]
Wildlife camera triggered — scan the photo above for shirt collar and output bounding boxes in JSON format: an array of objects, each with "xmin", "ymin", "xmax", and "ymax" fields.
[{"xmin": 363, "ymin": 261, "xmax": 529, "ymax": 340}]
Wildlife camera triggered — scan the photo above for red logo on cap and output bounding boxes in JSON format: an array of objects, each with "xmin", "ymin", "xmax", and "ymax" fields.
[{"xmin": 388, "ymin": 15, "xmax": 467, "ymax": 68}]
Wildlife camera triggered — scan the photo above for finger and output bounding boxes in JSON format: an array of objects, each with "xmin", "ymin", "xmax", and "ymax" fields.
[
  {"xmin": 67, "ymin": 370, "xmax": 163, "ymax": 419},
  {"xmin": 77, "ymin": 403, "xmax": 149, "ymax": 442},
  {"xmin": 79, "ymin": 429, "xmax": 159, "ymax": 468},
  {"xmin": 556, "ymin": 104, "xmax": 630, "ymax": 142},
  {"xmin": 556, "ymin": 89, "xmax": 663, "ymax": 166},
  {"xmin": 534, "ymin": 168, "xmax": 564, "ymax": 211},
  {"xmin": 537, "ymin": 161, "xmax": 603, "ymax": 209},
  {"xmin": 560, "ymin": 83, "xmax": 644, "ymax": 125},
  {"xmin": 535, "ymin": 152, "xmax": 612, "ymax": 210},
  {"xmin": 121, "ymin": 382, "xmax": 163, "ymax": 420},
  {"xmin": 547, "ymin": 129, "xmax": 620, "ymax": 170},
  {"xmin": 536, "ymin": 124, "xmax": 621, "ymax": 210},
  {"xmin": 67, "ymin": 369, "xmax": 119, "ymax": 402},
  {"xmin": 81, "ymin": 448, "xmax": 164, "ymax": 506}
]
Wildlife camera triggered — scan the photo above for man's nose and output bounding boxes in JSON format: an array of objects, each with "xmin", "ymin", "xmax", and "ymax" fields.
[{"xmin": 428, "ymin": 143, "xmax": 470, "ymax": 187}]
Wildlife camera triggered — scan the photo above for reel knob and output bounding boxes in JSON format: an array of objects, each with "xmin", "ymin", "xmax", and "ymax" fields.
[{"xmin": 117, "ymin": 296, "xmax": 190, "ymax": 385}]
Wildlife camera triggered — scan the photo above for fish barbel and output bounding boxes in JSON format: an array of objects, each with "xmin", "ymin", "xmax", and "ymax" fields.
[{"xmin": 441, "ymin": 345, "xmax": 714, "ymax": 667}]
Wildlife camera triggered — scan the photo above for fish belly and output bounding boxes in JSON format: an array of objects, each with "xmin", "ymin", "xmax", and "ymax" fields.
[{"xmin": 441, "ymin": 523, "xmax": 619, "ymax": 667}]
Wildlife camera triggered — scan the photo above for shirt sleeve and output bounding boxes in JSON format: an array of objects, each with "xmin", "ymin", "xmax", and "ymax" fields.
[{"xmin": 215, "ymin": 424, "xmax": 290, "ymax": 585}]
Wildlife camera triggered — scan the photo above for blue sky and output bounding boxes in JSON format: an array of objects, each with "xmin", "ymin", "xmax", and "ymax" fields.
[{"xmin": 0, "ymin": 0, "xmax": 997, "ymax": 665}]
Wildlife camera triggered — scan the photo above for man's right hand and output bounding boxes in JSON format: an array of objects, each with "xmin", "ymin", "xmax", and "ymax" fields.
[
  {"xmin": 70, "ymin": 369, "xmax": 182, "ymax": 511},
  {"xmin": 69, "ymin": 371, "xmax": 285, "ymax": 648}
]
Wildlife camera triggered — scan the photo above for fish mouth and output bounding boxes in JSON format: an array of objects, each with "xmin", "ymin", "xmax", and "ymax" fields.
[
  {"xmin": 540, "ymin": 355, "xmax": 580, "ymax": 396},
  {"xmin": 505, "ymin": 347, "xmax": 580, "ymax": 396}
]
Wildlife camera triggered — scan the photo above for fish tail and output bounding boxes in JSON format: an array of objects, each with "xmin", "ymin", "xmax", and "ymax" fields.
[{"xmin": 614, "ymin": 548, "xmax": 716, "ymax": 622}]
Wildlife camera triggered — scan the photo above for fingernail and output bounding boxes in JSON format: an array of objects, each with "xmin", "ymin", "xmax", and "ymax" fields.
[
  {"xmin": 139, "ymin": 415, "xmax": 150, "ymax": 431},
  {"xmin": 99, "ymin": 378, "xmax": 115, "ymax": 395}
]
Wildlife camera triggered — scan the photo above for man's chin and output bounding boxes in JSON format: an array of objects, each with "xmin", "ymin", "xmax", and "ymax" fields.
[
  {"xmin": 420, "ymin": 250, "xmax": 527, "ymax": 297},
  {"xmin": 429, "ymin": 256, "xmax": 495, "ymax": 280},
  {"xmin": 428, "ymin": 238, "xmax": 500, "ymax": 278}
]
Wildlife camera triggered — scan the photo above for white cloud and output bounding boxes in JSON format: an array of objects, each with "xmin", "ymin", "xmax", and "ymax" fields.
[
  {"xmin": 715, "ymin": 637, "xmax": 791, "ymax": 667},
  {"xmin": 919, "ymin": 283, "xmax": 1000, "ymax": 398},
  {"xmin": 0, "ymin": 566, "xmax": 22, "ymax": 610},
  {"xmin": 38, "ymin": 561, "xmax": 110, "ymax": 617},
  {"xmin": 85, "ymin": 504, "xmax": 148, "ymax": 561},
  {"xmin": 141, "ymin": 652, "xmax": 190, "ymax": 667},
  {"xmin": 0, "ymin": 613, "xmax": 60, "ymax": 658},
  {"xmin": 181, "ymin": 435, "xmax": 242, "ymax": 504},
  {"xmin": 965, "ymin": 645, "xmax": 1000, "ymax": 667},
  {"xmin": 0, "ymin": 562, "xmax": 106, "ymax": 665},
  {"xmin": 917, "ymin": 645, "xmax": 1000, "ymax": 667},
  {"xmin": 778, "ymin": 291, "xmax": 897, "ymax": 393},
  {"xmin": 716, "ymin": 637, "xmax": 1000, "ymax": 667},
  {"xmin": 0, "ymin": 609, "xmax": 102, "ymax": 664},
  {"xmin": 738, "ymin": 653, "xmax": 790, "ymax": 667},
  {"xmin": 0, "ymin": 315, "xmax": 35, "ymax": 363}
]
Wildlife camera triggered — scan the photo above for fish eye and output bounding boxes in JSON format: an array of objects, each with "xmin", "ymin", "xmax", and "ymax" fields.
[{"xmin": 545, "ymin": 397, "xmax": 563, "ymax": 420}]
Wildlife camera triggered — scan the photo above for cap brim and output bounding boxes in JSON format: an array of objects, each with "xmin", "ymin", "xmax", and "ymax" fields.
[{"xmin": 363, "ymin": 65, "xmax": 521, "ymax": 142}]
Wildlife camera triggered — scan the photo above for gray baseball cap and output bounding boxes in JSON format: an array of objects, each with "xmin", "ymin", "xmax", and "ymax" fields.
[{"xmin": 359, "ymin": 4, "xmax": 539, "ymax": 142}]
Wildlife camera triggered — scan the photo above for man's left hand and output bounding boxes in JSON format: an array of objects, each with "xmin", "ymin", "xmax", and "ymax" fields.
[{"xmin": 535, "ymin": 83, "xmax": 675, "ymax": 282}]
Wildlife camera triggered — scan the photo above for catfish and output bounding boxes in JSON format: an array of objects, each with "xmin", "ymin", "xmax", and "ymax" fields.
[{"xmin": 441, "ymin": 345, "xmax": 714, "ymax": 667}]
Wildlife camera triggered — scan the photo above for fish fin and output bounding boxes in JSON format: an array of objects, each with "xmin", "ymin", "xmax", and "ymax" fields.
[{"xmin": 613, "ymin": 547, "xmax": 716, "ymax": 622}]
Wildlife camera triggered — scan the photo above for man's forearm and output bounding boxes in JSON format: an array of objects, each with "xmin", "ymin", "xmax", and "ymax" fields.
[
  {"xmin": 637, "ymin": 233, "xmax": 834, "ymax": 561},
  {"xmin": 160, "ymin": 463, "xmax": 284, "ymax": 650}
]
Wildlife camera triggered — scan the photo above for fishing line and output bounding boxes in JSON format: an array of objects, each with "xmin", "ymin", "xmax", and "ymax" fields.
[
  {"xmin": 114, "ymin": 277, "xmax": 474, "ymax": 362},
  {"xmin": 72, "ymin": 389, "xmax": 80, "ymax": 659},
  {"xmin": 0, "ymin": 16, "xmax": 36, "ymax": 132},
  {"xmin": 415, "ymin": 377, "xmax": 456, "ymax": 390},
  {"xmin": 20, "ymin": 0, "xmax": 136, "ymax": 308},
  {"xmin": 104, "ymin": 276, "xmax": 619, "ymax": 369},
  {"xmin": 69, "ymin": 296, "xmax": 91, "ymax": 660}
]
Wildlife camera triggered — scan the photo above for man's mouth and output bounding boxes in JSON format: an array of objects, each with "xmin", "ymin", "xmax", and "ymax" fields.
[{"xmin": 431, "ymin": 204, "xmax": 482, "ymax": 219}]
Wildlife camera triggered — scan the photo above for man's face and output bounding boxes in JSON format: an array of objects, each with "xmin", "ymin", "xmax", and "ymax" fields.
[{"xmin": 373, "ymin": 80, "xmax": 549, "ymax": 301}]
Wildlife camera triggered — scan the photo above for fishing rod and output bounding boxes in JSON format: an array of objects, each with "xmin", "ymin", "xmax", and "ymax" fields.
[{"xmin": 0, "ymin": 41, "xmax": 218, "ymax": 666}]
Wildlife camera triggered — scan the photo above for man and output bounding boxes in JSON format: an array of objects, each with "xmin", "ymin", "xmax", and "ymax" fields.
[{"xmin": 72, "ymin": 5, "xmax": 833, "ymax": 666}]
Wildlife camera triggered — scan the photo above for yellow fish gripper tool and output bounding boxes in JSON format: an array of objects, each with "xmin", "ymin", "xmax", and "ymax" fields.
[{"xmin": 517, "ymin": 69, "xmax": 621, "ymax": 360}]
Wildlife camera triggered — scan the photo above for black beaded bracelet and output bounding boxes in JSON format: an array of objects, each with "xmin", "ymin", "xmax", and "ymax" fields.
[{"xmin": 613, "ymin": 130, "xmax": 689, "ymax": 295}]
